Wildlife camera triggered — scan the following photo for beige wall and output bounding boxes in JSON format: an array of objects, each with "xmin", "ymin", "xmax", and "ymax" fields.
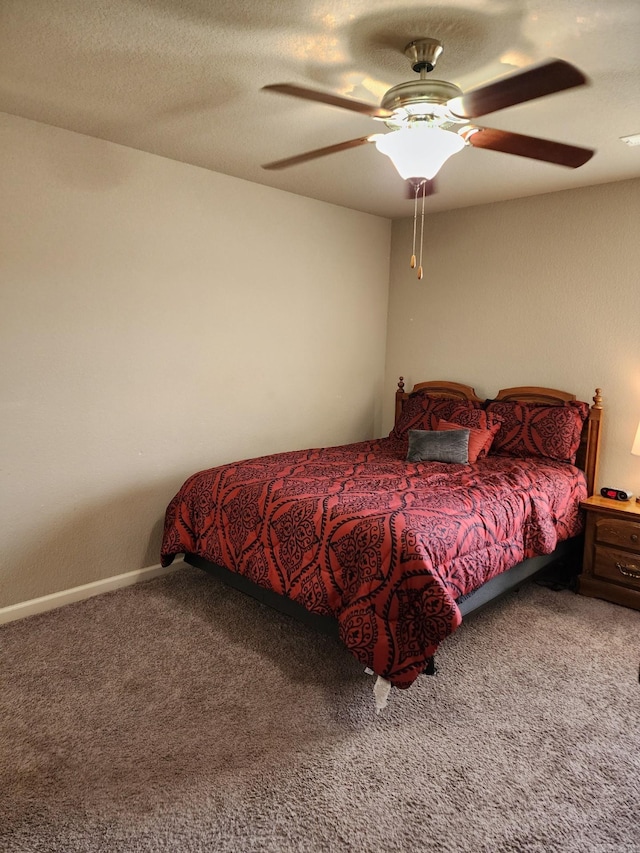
[
  {"xmin": 0, "ymin": 113, "xmax": 391, "ymax": 608},
  {"xmin": 384, "ymin": 178, "xmax": 640, "ymax": 495}
]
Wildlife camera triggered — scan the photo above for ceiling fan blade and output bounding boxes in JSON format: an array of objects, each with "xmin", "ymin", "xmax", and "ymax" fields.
[
  {"xmin": 464, "ymin": 126, "xmax": 594, "ymax": 168},
  {"xmin": 405, "ymin": 178, "xmax": 437, "ymax": 199},
  {"xmin": 262, "ymin": 136, "xmax": 372, "ymax": 170},
  {"xmin": 451, "ymin": 59, "xmax": 588, "ymax": 119},
  {"xmin": 262, "ymin": 83, "xmax": 392, "ymax": 119}
]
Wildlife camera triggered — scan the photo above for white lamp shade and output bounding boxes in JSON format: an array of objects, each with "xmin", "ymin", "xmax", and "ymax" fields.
[
  {"xmin": 373, "ymin": 125, "xmax": 465, "ymax": 180},
  {"xmin": 632, "ymin": 421, "xmax": 640, "ymax": 456}
]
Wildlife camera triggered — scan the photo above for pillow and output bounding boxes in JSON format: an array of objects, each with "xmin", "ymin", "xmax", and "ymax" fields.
[
  {"xmin": 437, "ymin": 418, "xmax": 500, "ymax": 463},
  {"xmin": 435, "ymin": 406, "xmax": 503, "ymax": 432},
  {"xmin": 407, "ymin": 428, "xmax": 470, "ymax": 464},
  {"xmin": 484, "ymin": 400, "xmax": 589, "ymax": 463},
  {"xmin": 392, "ymin": 393, "xmax": 484, "ymax": 439}
]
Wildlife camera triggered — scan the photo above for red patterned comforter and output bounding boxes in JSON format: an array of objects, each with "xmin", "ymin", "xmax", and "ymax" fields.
[{"xmin": 161, "ymin": 437, "xmax": 586, "ymax": 687}]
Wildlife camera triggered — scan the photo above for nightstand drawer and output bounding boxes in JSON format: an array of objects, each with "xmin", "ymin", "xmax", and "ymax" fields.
[
  {"xmin": 594, "ymin": 517, "xmax": 640, "ymax": 549},
  {"xmin": 593, "ymin": 546, "xmax": 640, "ymax": 591}
]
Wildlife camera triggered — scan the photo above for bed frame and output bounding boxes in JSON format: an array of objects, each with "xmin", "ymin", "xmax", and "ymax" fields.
[{"xmin": 186, "ymin": 379, "xmax": 603, "ymax": 666}]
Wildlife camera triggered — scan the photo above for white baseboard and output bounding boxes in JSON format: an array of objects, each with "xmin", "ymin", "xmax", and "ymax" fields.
[{"xmin": 0, "ymin": 559, "xmax": 184, "ymax": 626}]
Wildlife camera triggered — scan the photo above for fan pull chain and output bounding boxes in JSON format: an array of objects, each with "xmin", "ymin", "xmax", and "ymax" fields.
[
  {"xmin": 410, "ymin": 184, "xmax": 418, "ymax": 269},
  {"xmin": 417, "ymin": 181, "xmax": 426, "ymax": 280}
]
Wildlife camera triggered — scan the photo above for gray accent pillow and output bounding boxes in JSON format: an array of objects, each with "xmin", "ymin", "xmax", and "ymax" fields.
[{"xmin": 407, "ymin": 428, "xmax": 470, "ymax": 464}]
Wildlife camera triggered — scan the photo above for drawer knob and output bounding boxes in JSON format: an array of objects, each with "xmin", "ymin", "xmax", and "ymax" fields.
[
  {"xmin": 631, "ymin": 534, "xmax": 638, "ymax": 543},
  {"xmin": 616, "ymin": 561, "xmax": 640, "ymax": 579}
]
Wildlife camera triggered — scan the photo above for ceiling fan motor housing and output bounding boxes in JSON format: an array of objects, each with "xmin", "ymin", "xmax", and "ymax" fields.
[{"xmin": 381, "ymin": 79, "xmax": 463, "ymax": 115}]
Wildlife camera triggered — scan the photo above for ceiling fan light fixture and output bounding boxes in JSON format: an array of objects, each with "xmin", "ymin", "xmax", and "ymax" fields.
[{"xmin": 372, "ymin": 125, "xmax": 465, "ymax": 180}]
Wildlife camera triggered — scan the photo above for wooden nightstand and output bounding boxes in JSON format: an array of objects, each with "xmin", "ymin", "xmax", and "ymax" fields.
[{"xmin": 579, "ymin": 495, "xmax": 640, "ymax": 611}]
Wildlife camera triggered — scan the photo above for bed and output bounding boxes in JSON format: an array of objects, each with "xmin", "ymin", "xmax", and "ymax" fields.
[{"xmin": 161, "ymin": 379, "xmax": 603, "ymax": 694}]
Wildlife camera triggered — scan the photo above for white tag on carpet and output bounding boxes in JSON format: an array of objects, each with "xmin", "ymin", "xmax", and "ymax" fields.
[{"xmin": 373, "ymin": 675, "xmax": 391, "ymax": 714}]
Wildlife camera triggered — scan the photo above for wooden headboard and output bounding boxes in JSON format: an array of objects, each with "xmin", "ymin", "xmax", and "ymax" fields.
[{"xmin": 394, "ymin": 378, "xmax": 603, "ymax": 496}]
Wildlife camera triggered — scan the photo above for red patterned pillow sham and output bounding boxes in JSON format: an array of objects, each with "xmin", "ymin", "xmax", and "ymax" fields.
[
  {"xmin": 437, "ymin": 418, "xmax": 500, "ymax": 463},
  {"xmin": 484, "ymin": 400, "xmax": 589, "ymax": 463},
  {"xmin": 392, "ymin": 393, "xmax": 484, "ymax": 439}
]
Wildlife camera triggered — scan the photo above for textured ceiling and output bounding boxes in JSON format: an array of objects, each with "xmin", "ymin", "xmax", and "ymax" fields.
[{"xmin": 1, "ymin": 0, "xmax": 639, "ymax": 218}]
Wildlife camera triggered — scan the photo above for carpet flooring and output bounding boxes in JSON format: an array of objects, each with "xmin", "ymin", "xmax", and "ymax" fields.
[{"xmin": 1, "ymin": 565, "xmax": 639, "ymax": 852}]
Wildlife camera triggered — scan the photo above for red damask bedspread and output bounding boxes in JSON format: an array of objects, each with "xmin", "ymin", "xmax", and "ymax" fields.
[{"xmin": 161, "ymin": 438, "xmax": 587, "ymax": 688}]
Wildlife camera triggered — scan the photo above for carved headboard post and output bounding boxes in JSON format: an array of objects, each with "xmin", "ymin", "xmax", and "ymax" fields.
[
  {"xmin": 395, "ymin": 376, "xmax": 408, "ymax": 428},
  {"xmin": 583, "ymin": 388, "xmax": 603, "ymax": 497}
]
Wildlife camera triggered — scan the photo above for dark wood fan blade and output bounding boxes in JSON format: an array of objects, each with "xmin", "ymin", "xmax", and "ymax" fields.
[
  {"xmin": 262, "ymin": 83, "xmax": 392, "ymax": 119},
  {"xmin": 262, "ymin": 136, "xmax": 372, "ymax": 170},
  {"xmin": 451, "ymin": 59, "xmax": 588, "ymax": 119},
  {"xmin": 465, "ymin": 126, "xmax": 594, "ymax": 168},
  {"xmin": 405, "ymin": 178, "xmax": 437, "ymax": 199}
]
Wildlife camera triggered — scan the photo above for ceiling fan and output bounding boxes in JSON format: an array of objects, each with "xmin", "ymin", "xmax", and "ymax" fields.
[{"xmin": 261, "ymin": 37, "xmax": 595, "ymax": 196}]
